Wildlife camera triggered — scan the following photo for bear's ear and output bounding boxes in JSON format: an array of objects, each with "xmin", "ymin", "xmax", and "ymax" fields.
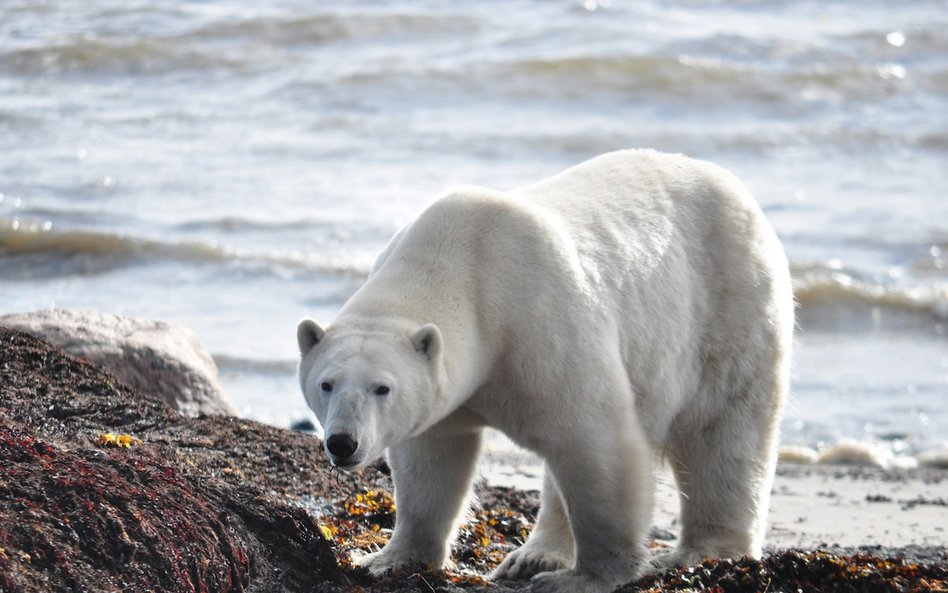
[
  {"xmin": 410, "ymin": 324, "xmax": 442, "ymax": 360},
  {"xmin": 297, "ymin": 318, "xmax": 325, "ymax": 355}
]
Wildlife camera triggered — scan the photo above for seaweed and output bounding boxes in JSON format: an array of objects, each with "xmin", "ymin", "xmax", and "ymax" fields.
[{"xmin": 626, "ymin": 551, "xmax": 948, "ymax": 593}]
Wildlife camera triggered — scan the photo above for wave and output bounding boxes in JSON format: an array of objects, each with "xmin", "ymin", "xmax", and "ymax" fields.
[
  {"xmin": 833, "ymin": 24, "xmax": 948, "ymax": 61},
  {"xmin": 778, "ymin": 440, "xmax": 948, "ymax": 470},
  {"xmin": 3, "ymin": 218, "xmax": 945, "ymax": 332},
  {"xmin": 0, "ymin": 110, "xmax": 43, "ymax": 129},
  {"xmin": 493, "ymin": 53, "xmax": 919, "ymax": 102},
  {"xmin": 13, "ymin": 207, "xmax": 325, "ymax": 235},
  {"xmin": 0, "ymin": 37, "xmax": 247, "ymax": 76},
  {"xmin": 212, "ymin": 355, "xmax": 297, "ymax": 374},
  {"xmin": 173, "ymin": 216, "xmax": 323, "ymax": 233},
  {"xmin": 435, "ymin": 125, "xmax": 948, "ymax": 161},
  {"xmin": 316, "ymin": 46, "xmax": 938, "ymax": 118},
  {"xmin": 0, "ymin": 10, "xmax": 479, "ymax": 77},
  {"xmin": 0, "ymin": 218, "xmax": 372, "ymax": 279},
  {"xmin": 792, "ymin": 264, "xmax": 948, "ymax": 332},
  {"xmin": 182, "ymin": 11, "xmax": 480, "ymax": 47}
]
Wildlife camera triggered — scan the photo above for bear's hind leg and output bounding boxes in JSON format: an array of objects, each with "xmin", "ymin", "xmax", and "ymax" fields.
[
  {"xmin": 656, "ymin": 383, "xmax": 783, "ymax": 570},
  {"xmin": 491, "ymin": 465, "xmax": 574, "ymax": 581}
]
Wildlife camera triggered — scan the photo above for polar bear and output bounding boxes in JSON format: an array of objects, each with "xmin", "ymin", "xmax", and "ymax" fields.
[{"xmin": 297, "ymin": 150, "xmax": 794, "ymax": 593}]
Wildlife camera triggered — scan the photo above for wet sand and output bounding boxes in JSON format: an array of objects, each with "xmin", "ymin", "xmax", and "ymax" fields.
[{"xmin": 480, "ymin": 445, "xmax": 948, "ymax": 554}]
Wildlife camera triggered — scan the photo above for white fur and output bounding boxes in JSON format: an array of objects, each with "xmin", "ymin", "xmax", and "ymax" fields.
[{"xmin": 297, "ymin": 150, "xmax": 794, "ymax": 593}]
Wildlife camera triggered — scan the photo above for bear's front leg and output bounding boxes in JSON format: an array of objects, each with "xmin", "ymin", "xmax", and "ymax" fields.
[
  {"xmin": 529, "ymin": 414, "xmax": 654, "ymax": 593},
  {"xmin": 355, "ymin": 426, "xmax": 483, "ymax": 575}
]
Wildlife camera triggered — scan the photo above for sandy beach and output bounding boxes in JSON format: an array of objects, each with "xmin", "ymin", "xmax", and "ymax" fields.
[{"xmin": 480, "ymin": 442, "xmax": 948, "ymax": 556}]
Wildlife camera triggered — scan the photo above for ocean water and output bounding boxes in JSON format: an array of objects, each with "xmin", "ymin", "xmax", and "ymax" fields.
[{"xmin": 1, "ymin": 0, "xmax": 945, "ymax": 459}]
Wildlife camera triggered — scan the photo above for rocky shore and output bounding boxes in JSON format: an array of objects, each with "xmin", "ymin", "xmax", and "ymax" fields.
[{"xmin": 1, "ymin": 325, "xmax": 945, "ymax": 592}]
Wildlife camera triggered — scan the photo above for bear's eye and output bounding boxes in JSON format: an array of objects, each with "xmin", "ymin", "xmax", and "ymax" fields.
[
  {"xmin": 321, "ymin": 382, "xmax": 333, "ymax": 393},
  {"xmin": 374, "ymin": 385, "xmax": 390, "ymax": 396}
]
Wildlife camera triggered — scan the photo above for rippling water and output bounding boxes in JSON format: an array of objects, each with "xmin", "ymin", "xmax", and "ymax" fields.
[{"xmin": 1, "ymin": 0, "xmax": 945, "ymax": 457}]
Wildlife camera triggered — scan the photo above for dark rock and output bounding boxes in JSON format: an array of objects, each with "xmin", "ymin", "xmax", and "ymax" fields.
[
  {"xmin": 649, "ymin": 527, "xmax": 677, "ymax": 541},
  {"xmin": 290, "ymin": 418, "xmax": 318, "ymax": 432}
]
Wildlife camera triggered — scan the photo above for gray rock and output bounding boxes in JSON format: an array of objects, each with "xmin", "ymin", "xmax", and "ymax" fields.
[
  {"xmin": 0, "ymin": 309, "xmax": 237, "ymax": 418},
  {"xmin": 649, "ymin": 526, "xmax": 677, "ymax": 541},
  {"xmin": 290, "ymin": 418, "xmax": 318, "ymax": 433}
]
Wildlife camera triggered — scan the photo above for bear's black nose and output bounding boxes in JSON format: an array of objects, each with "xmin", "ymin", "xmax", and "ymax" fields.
[{"xmin": 326, "ymin": 433, "xmax": 358, "ymax": 461}]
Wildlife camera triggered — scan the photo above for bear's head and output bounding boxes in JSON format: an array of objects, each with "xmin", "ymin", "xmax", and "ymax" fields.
[{"xmin": 296, "ymin": 317, "xmax": 443, "ymax": 471}]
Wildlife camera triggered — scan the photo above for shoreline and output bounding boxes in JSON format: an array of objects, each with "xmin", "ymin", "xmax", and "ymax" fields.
[{"xmin": 479, "ymin": 443, "xmax": 948, "ymax": 553}]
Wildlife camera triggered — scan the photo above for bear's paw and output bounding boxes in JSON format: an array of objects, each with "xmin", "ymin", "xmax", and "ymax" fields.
[
  {"xmin": 647, "ymin": 547, "xmax": 706, "ymax": 574},
  {"xmin": 491, "ymin": 545, "xmax": 571, "ymax": 581},
  {"xmin": 353, "ymin": 546, "xmax": 446, "ymax": 576},
  {"xmin": 352, "ymin": 550, "xmax": 410, "ymax": 576},
  {"xmin": 529, "ymin": 568, "xmax": 617, "ymax": 593}
]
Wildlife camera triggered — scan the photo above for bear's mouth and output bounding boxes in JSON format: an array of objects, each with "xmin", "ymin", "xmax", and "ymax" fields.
[{"xmin": 330, "ymin": 457, "xmax": 363, "ymax": 472}]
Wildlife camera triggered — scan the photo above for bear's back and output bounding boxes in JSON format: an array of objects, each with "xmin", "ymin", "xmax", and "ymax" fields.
[{"xmin": 373, "ymin": 149, "xmax": 783, "ymax": 313}]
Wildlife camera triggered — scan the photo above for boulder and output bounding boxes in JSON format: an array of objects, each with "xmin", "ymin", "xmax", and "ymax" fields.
[{"xmin": 0, "ymin": 309, "xmax": 237, "ymax": 417}]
